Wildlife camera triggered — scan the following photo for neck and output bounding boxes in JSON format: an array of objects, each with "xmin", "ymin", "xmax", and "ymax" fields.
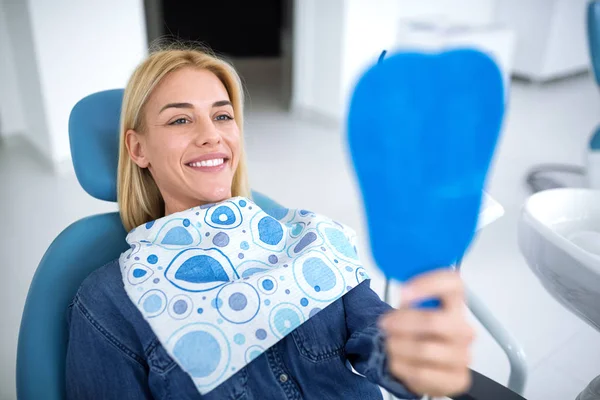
[{"xmin": 163, "ymin": 196, "xmax": 232, "ymax": 217}]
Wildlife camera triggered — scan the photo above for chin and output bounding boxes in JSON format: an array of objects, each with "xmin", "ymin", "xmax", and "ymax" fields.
[{"xmin": 197, "ymin": 186, "xmax": 232, "ymax": 204}]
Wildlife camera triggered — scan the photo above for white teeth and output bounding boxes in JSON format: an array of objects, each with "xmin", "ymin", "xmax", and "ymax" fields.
[{"xmin": 188, "ymin": 158, "xmax": 225, "ymax": 168}]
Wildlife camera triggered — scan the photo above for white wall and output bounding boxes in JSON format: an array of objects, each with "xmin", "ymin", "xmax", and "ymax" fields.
[
  {"xmin": 293, "ymin": 0, "xmax": 498, "ymax": 122},
  {"xmin": 292, "ymin": 0, "xmax": 346, "ymax": 120},
  {"xmin": 341, "ymin": 0, "xmax": 499, "ymax": 112},
  {"xmin": 495, "ymin": 0, "xmax": 590, "ymax": 81},
  {"xmin": 0, "ymin": 1, "xmax": 26, "ymax": 137},
  {"xmin": 291, "ymin": 0, "xmax": 315, "ymax": 115},
  {"xmin": 494, "ymin": 0, "xmax": 551, "ymax": 79},
  {"xmin": 397, "ymin": 0, "xmax": 494, "ymax": 25},
  {"xmin": 28, "ymin": 0, "xmax": 149, "ymax": 164},
  {"xmin": 2, "ymin": 0, "xmax": 52, "ymax": 157},
  {"xmin": 542, "ymin": 0, "xmax": 589, "ymax": 79},
  {"xmin": 1, "ymin": 0, "xmax": 148, "ymax": 166},
  {"xmin": 341, "ymin": 0, "xmax": 402, "ymax": 116},
  {"xmin": 312, "ymin": 0, "xmax": 346, "ymax": 119}
]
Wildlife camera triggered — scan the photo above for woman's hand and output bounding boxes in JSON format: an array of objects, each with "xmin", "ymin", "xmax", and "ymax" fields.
[{"xmin": 378, "ymin": 269, "xmax": 475, "ymax": 398}]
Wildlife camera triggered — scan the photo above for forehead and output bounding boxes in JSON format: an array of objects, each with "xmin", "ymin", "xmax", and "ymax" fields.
[{"xmin": 148, "ymin": 67, "xmax": 230, "ymax": 108}]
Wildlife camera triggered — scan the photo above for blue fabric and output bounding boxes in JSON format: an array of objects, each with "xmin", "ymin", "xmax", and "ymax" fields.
[
  {"xmin": 347, "ymin": 49, "xmax": 504, "ymax": 283},
  {"xmin": 66, "ymin": 260, "xmax": 418, "ymax": 400},
  {"xmin": 69, "ymin": 89, "xmax": 124, "ymax": 202}
]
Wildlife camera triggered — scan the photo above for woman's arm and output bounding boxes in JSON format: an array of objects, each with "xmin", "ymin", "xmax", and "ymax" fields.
[
  {"xmin": 65, "ymin": 297, "xmax": 153, "ymax": 400},
  {"xmin": 343, "ymin": 280, "xmax": 420, "ymax": 399}
]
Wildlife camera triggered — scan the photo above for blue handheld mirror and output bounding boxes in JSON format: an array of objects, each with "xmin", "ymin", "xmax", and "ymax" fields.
[{"xmin": 347, "ymin": 49, "xmax": 505, "ymax": 298}]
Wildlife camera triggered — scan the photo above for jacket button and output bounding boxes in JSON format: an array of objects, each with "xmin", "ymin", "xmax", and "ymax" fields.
[{"xmin": 279, "ymin": 373, "xmax": 288, "ymax": 383}]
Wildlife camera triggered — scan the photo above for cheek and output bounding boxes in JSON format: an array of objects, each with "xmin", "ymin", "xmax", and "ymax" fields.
[
  {"xmin": 228, "ymin": 130, "xmax": 242, "ymax": 167},
  {"xmin": 148, "ymin": 134, "xmax": 189, "ymax": 165}
]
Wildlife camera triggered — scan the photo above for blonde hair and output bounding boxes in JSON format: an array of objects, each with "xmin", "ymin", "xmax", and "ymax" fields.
[{"xmin": 117, "ymin": 44, "xmax": 250, "ymax": 231}]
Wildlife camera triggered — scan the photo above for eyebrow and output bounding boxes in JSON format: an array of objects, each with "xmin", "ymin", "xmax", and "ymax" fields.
[
  {"xmin": 213, "ymin": 100, "xmax": 232, "ymax": 108},
  {"xmin": 159, "ymin": 100, "xmax": 232, "ymax": 114}
]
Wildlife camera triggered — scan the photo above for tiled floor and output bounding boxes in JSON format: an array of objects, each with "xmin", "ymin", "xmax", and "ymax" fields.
[{"xmin": 1, "ymin": 58, "xmax": 599, "ymax": 400}]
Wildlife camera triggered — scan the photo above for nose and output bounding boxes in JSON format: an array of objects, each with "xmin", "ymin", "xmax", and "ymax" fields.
[{"xmin": 193, "ymin": 117, "xmax": 221, "ymax": 147}]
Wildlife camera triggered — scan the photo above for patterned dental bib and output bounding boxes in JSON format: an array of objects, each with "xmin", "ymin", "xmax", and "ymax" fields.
[{"xmin": 119, "ymin": 197, "xmax": 370, "ymax": 395}]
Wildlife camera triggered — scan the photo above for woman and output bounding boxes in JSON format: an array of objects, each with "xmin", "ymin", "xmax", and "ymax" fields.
[{"xmin": 66, "ymin": 45, "xmax": 474, "ymax": 400}]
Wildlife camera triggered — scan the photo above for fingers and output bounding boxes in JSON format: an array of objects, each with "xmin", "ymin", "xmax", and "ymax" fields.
[
  {"xmin": 401, "ymin": 269, "xmax": 465, "ymax": 311},
  {"xmin": 379, "ymin": 309, "xmax": 476, "ymax": 345},
  {"xmin": 388, "ymin": 361, "xmax": 473, "ymax": 398},
  {"xmin": 385, "ymin": 337, "xmax": 472, "ymax": 369},
  {"xmin": 381, "ymin": 270, "xmax": 474, "ymax": 398}
]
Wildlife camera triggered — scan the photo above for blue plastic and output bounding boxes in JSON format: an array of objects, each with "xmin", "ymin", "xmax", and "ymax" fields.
[
  {"xmin": 588, "ymin": 1, "xmax": 600, "ymax": 86},
  {"xmin": 347, "ymin": 49, "xmax": 504, "ymax": 284},
  {"xmin": 17, "ymin": 88, "xmax": 283, "ymax": 400},
  {"xmin": 69, "ymin": 89, "xmax": 124, "ymax": 202},
  {"xmin": 590, "ymin": 126, "xmax": 600, "ymax": 151},
  {"xmin": 16, "ymin": 213, "xmax": 128, "ymax": 400},
  {"xmin": 588, "ymin": 1, "xmax": 600, "ymax": 152}
]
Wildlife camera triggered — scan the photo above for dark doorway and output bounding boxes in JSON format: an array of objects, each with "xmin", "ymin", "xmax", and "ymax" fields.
[
  {"xmin": 143, "ymin": 0, "xmax": 293, "ymax": 110},
  {"xmin": 161, "ymin": 0, "xmax": 283, "ymax": 57}
]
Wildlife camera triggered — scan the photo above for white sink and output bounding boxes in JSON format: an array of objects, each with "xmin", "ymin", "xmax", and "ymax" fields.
[{"xmin": 519, "ymin": 188, "xmax": 600, "ymax": 332}]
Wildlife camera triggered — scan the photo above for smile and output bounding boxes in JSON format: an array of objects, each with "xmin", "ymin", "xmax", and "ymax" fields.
[
  {"xmin": 185, "ymin": 156, "xmax": 230, "ymax": 172},
  {"xmin": 187, "ymin": 158, "xmax": 225, "ymax": 168}
]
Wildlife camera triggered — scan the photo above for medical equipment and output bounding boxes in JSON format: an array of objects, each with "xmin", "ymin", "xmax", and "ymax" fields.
[{"xmin": 526, "ymin": 1, "xmax": 600, "ymax": 193}]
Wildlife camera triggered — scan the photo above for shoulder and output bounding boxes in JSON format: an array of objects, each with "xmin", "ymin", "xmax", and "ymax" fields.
[
  {"xmin": 75, "ymin": 258, "xmax": 130, "ymax": 310},
  {"xmin": 343, "ymin": 279, "xmax": 392, "ymax": 324},
  {"xmin": 344, "ymin": 279, "xmax": 385, "ymax": 304},
  {"xmin": 70, "ymin": 259, "xmax": 155, "ymax": 351}
]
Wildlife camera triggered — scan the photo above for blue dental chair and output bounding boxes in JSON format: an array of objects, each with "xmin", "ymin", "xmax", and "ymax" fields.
[
  {"xmin": 16, "ymin": 90, "xmax": 526, "ymax": 400},
  {"xmin": 15, "ymin": 89, "xmax": 283, "ymax": 400}
]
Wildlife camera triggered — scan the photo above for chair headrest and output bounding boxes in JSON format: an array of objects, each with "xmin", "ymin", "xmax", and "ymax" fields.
[{"xmin": 69, "ymin": 89, "xmax": 124, "ymax": 202}]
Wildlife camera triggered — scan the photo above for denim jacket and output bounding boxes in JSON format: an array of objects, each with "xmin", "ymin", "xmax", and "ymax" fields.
[{"xmin": 65, "ymin": 260, "xmax": 418, "ymax": 399}]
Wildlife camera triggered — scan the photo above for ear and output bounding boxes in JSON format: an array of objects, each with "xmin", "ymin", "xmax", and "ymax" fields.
[{"xmin": 125, "ymin": 129, "xmax": 150, "ymax": 168}]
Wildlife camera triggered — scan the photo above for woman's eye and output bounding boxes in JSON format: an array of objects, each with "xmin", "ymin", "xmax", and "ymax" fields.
[
  {"xmin": 169, "ymin": 118, "xmax": 190, "ymax": 125},
  {"xmin": 215, "ymin": 114, "xmax": 233, "ymax": 121}
]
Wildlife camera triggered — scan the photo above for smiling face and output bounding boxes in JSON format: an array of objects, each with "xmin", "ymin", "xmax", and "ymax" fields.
[{"xmin": 126, "ymin": 67, "xmax": 241, "ymax": 215}]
